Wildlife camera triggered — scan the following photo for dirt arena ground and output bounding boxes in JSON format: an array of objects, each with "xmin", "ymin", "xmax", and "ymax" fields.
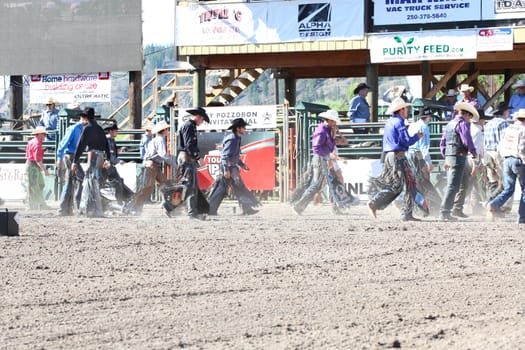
[{"xmin": 1, "ymin": 200, "xmax": 524, "ymax": 349}]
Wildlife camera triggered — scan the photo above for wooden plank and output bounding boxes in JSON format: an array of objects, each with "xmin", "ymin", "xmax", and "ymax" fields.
[{"xmin": 424, "ymin": 61, "xmax": 464, "ymax": 99}]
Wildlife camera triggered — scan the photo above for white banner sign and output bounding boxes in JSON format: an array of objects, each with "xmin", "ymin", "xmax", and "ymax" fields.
[
  {"xmin": 29, "ymin": 73, "xmax": 112, "ymax": 104},
  {"xmin": 374, "ymin": 0, "xmax": 480, "ymax": 25},
  {"xmin": 178, "ymin": 105, "xmax": 278, "ymax": 131},
  {"xmin": 339, "ymin": 159, "xmax": 382, "ymax": 200},
  {"xmin": 477, "ymin": 27, "xmax": 513, "ymax": 52},
  {"xmin": 369, "ymin": 30, "xmax": 477, "ymax": 63},
  {"xmin": 175, "ymin": 0, "xmax": 364, "ymax": 46},
  {"xmin": 482, "ymin": 0, "xmax": 525, "ymax": 20}
]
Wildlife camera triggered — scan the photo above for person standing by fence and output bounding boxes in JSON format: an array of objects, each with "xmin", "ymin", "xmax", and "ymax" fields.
[
  {"xmin": 55, "ymin": 111, "xmax": 88, "ymax": 216},
  {"xmin": 25, "ymin": 126, "xmax": 50, "ymax": 210}
]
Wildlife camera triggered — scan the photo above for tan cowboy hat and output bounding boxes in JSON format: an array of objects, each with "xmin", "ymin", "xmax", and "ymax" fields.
[
  {"xmin": 514, "ymin": 109, "xmax": 525, "ymax": 119},
  {"xmin": 386, "ymin": 97, "xmax": 411, "ymax": 114},
  {"xmin": 46, "ymin": 97, "xmax": 57, "ymax": 105},
  {"xmin": 512, "ymin": 79, "xmax": 525, "ymax": 89},
  {"xmin": 153, "ymin": 121, "xmax": 170, "ymax": 134},
  {"xmin": 319, "ymin": 109, "xmax": 341, "ymax": 124},
  {"xmin": 31, "ymin": 126, "xmax": 47, "ymax": 135},
  {"xmin": 458, "ymin": 84, "xmax": 474, "ymax": 93},
  {"xmin": 446, "ymin": 89, "xmax": 457, "ymax": 97},
  {"xmin": 454, "ymin": 102, "xmax": 480, "ymax": 122}
]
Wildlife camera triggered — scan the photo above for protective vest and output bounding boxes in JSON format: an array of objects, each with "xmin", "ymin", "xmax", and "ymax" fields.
[
  {"xmin": 498, "ymin": 124, "xmax": 521, "ymax": 158},
  {"xmin": 444, "ymin": 119, "xmax": 467, "ymax": 156}
]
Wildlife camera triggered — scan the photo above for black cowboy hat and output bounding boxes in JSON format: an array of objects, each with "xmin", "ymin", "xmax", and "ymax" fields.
[
  {"xmin": 419, "ymin": 108, "xmax": 432, "ymax": 119},
  {"xmin": 79, "ymin": 107, "xmax": 96, "ymax": 120},
  {"xmin": 353, "ymin": 82, "xmax": 371, "ymax": 95},
  {"xmin": 227, "ymin": 118, "xmax": 250, "ymax": 130},
  {"xmin": 104, "ymin": 123, "xmax": 119, "ymax": 132},
  {"xmin": 186, "ymin": 107, "xmax": 210, "ymax": 123},
  {"xmin": 493, "ymin": 101, "xmax": 509, "ymax": 115}
]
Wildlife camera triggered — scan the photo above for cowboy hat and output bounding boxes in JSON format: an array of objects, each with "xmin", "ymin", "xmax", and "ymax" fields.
[
  {"xmin": 46, "ymin": 97, "xmax": 57, "ymax": 105},
  {"xmin": 186, "ymin": 107, "xmax": 210, "ymax": 123},
  {"xmin": 319, "ymin": 110, "xmax": 341, "ymax": 124},
  {"xmin": 104, "ymin": 123, "xmax": 119, "ymax": 132},
  {"xmin": 31, "ymin": 126, "xmax": 47, "ymax": 135},
  {"xmin": 79, "ymin": 107, "xmax": 96, "ymax": 120},
  {"xmin": 353, "ymin": 82, "xmax": 371, "ymax": 95},
  {"xmin": 227, "ymin": 118, "xmax": 250, "ymax": 130},
  {"xmin": 475, "ymin": 108, "xmax": 492, "ymax": 121},
  {"xmin": 67, "ymin": 101, "xmax": 80, "ymax": 109},
  {"xmin": 492, "ymin": 101, "xmax": 509, "ymax": 116},
  {"xmin": 446, "ymin": 89, "xmax": 457, "ymax": 97},
  {"xmin": 386, "ymin": 97, "xmax": 412, "ymax": 114},
  {"xmin": 512, "ymin": 79, "xmax": 525, "ymax": 89},
  {"xmin": 144, "ymin": 124, "xmax": 153, "ymax": 131},
  {"xmin": 419, "ymin": 108, "xmax": 432, "ymax": 119},
  {"xmin": 458, "ymin": 84, "xmax": 474, "ymax": 93},
  {"xmin": 153, "ymin": 120, "xmax": 170, "ymax": 134},
  {"xmin": 514, "ymin": 109, "xmax": 525, "ymax": 119},
  {"xmin": 454, "ymin": 102, "xmax": 480, "ymax": 122}
]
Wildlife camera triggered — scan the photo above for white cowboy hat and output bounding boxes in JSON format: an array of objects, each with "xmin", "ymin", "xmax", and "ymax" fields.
[
  {"xmin": 153, "ymin": 121, "xmax": 170, "ymax": 134},
  {"xmin": 31, "ymin": 126, "xmax": 47, "ymax": 135},
  {"xmin": 446, "ymin": 89, "xmax": 457, "ymax": 97},
  {"xmin": 514, "ymin": 109, "xmax": 525, "ymax": 119},
  {"xmin": 512, "ymin": 79, "xmax": 525, "ymax": 89},
  {"xmin": 386, "ymin": 97, "xmax": 411, "ymax": 114},
  {"xmin": 454, "ymin": 102, "xmax": 480, "ymax": 122},
  {"xmin": 458, "ymin": 84, "xmax": 474, "ymax": 93},
  {"xmin": 319, "ymin": 110, "xmax": 341, "ymax": 124}
]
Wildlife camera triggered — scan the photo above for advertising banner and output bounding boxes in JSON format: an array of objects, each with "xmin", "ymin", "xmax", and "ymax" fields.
[
  {"xmin": 482, "ymin": 0, "xmax": 525, "ymax": 20},
  {"xmin": 196, "ymin": 132, "xmax": 276, "ymax": 191},
  {"xmin": 178, "ymin": 105, "xmax": 278, "ymax": 131},
  {"xmin": 369, "ymin": 30, "xmax": 477, "ymax": 63},
  {"xmin": 477, "ymin": 27, "xmax": 513, "ymax": 52},
  {"xmin": 29, "ymin": 73, "xmax": 112, "ymax": 104},
  {"xmin": 175, "ymin": 0, "xmax": 364, "ymax": 46},
  {"xmin": 374, "ymin": 0, "xmax": 481, "ymax": 26}
]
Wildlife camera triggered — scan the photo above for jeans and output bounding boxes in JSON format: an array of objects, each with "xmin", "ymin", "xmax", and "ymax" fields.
[
  {"xmin": 490, "ymin": 157, "xmax": 525, "ymax": 222},
  {"xmin": 440, "ymin": 155, "xmax": 467, "ymax": 214}
]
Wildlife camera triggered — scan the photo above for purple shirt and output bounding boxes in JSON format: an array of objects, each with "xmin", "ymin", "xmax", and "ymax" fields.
[
  {"xmin": 439, "ymin": 116, "xmax": 477, "ymax": 158},
  {"xmin": 311, "ymin": 122, "xmax": 335, "ymax": 158},
  {"xmin": 382, "ymin": 114, "xmax": 419, "ymax": 152}
]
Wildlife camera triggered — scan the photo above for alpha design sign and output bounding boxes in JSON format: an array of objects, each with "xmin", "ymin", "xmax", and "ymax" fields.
[{"xmin": 175, "ymin": 0, "xmax": 364, "ymax": 46}]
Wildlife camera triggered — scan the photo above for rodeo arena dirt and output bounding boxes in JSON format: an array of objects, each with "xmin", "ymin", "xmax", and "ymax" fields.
[{"xmin": 1, "ymin": 197, "xmax": 524, "ymax": 350}]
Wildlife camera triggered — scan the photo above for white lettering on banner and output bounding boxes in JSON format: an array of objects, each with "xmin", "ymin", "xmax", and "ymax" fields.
[
  {"xmin": 178, "ymin": 105, "xmax": 278, "ymax": 131},
  {"xmin": 370, "ymin": 29, "xmax": 477, "ymax": 63},
  {"xmin": 29, "ymin": 73, "xmax": 112, "ymax": 104},
  {"xmin": 375, "ymin": 0, "xmax": 479, "ymax": 25},
  {"xmin": 175, "ymin": 0, "xmax": 364, "ymax": 46}
]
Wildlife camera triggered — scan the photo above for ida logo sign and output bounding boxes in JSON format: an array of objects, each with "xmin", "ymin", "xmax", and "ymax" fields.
[{"xmin": 369, "ymin": 30, "xmax": 477, "ymax": 63}]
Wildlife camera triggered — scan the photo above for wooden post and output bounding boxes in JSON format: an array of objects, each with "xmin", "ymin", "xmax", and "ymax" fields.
[
  {"xmin": 366, "ymin": 63, "xmax": 378, "ymax": 122},
  {"xmin": 284, "ymin": 77, "xmax": 296, "ymax": 107},
  {"xmin": 9, "ymin": 75, "xmax": 24, "ymax": 132},
  {"xmin": 193, "ymin": 68, "xmax": 206, "ymax": 107},
  {"xmin": 129, "ymin": 71, "xmax": 142, "ymax": 135}
]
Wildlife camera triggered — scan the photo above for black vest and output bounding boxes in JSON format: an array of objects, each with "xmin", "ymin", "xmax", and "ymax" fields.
[{"xmin": 444, "ymin": 119, "xmax": 467, "ymax": 156}]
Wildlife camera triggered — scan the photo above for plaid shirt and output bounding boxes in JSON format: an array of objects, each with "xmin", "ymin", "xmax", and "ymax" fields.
[{"xmin": 484, "ymin": 116, "xmax": 509, "ymax": 152}]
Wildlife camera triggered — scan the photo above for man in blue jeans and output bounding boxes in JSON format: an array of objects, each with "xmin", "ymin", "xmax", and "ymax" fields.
[
  {"xmin": 439, "ymin": 102, "xmax": 478, "ymax": 221},
  {"xmin": 487, "ymin": 108, "xmax": 525, "ymax": 223}
]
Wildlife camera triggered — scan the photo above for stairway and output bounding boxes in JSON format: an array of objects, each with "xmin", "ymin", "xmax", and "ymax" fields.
[{"xmin": 206, "ymin": 68, "xmax": 265, "ymax": 106}]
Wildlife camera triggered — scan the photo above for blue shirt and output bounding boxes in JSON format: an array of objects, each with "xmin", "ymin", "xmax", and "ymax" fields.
[
  {"xmin": 382, "ymin": 114, "xmax": 419, "ymax": 152},
  {"xmin": 508, "ymin": 93, "xmax": 525, "ymax": 118},
  {"xmin": 408, "ymin": 119, "xmax": 431, "ymax": 165},
  {"xmin": 139, "ymin": 133, "xmax": 152, "ymax": 159},
  {"xmin": 39, "ymin": 108, "xmax": 59, "ymax": 141},
  {"xmin": 484, "ymin": 116, "xmax": 509, "ymax": 152},
  {"xmin": 221, "ymin": 132, "xmax": 245, "ymax": 169},
  {"xmin": 56, "ymin": 122, "xmax": 83, "ymax": 161},
  {"xmin": 348, "ymin": 95, "xmax": 370, "ymax": 123}
]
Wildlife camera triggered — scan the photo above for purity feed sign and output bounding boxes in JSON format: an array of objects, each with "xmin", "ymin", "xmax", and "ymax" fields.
[{"xmin": 369, "ymin": 30, "xmax": 477, "ymax": 63}]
